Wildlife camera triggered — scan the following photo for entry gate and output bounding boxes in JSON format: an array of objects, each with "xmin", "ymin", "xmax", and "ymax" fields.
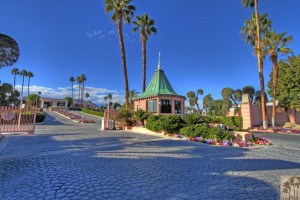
[
  {"xmin": 103, "ymin": 109, "xmax": 120, "ymax": 130},
  {"xmin": 0, "ymin": 106, "xmax": 36, "ymax": 135}
]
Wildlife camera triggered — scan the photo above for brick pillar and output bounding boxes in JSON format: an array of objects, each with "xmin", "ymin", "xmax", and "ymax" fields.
[
  {"xmin": 172, "ymin": 99, "xmax": 175, "ymax": 114},
  {"xmin": 241, "ymin": 94, "xmax": 252, "ymax": 129}
]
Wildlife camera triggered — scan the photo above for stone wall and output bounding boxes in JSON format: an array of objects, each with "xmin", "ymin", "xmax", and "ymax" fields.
[{"xmin": 241, "ymin": 94, "xmax": 300, "ymax": 129}]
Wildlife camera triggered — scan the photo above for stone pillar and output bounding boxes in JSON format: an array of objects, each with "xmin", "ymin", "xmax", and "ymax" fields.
[
  {"xmin": 157, "ymin": 98, "xmax": 160, "ymax": 115},
  {"xmin": 172, "ymin": 99, "xmax": 175, "ymax": 114},
  {"xmin": 241, "ymin": 94, "xmax": 252, "ymax": 129}
]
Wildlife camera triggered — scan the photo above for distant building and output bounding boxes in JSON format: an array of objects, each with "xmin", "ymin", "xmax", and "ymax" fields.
[
  {"xmin": 40, "ymin": 98, "xmax": 68, "ymax": 109},
  {"xmin": 134, "ymin": 54, "xmax": 186, "ymax": 117}
]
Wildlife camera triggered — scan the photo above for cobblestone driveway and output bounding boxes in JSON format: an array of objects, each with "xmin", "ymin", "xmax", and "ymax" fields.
[{"xmin": 0, "ymin": 111, "xmax": 299, "ymax": 199}]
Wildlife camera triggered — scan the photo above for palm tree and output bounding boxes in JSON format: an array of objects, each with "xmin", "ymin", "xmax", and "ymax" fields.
[
  {"xmin": 69, "ymin": 76, "xmax": 75, "ymax": 99},
  {"xmin": 27, "ymin": 71, "xmax": 33, "ymax": 96},
  {"xmin": 85, "ymin": 93, "xmax": 90, "ymax": 100},
  {"xmin": 11, "ymin": 68, "xmax": 19, "ymax": 90},
  {"xmin": 76, "ymin": 76, "xmax": 82, "ymax": 106},
  {"xmin": 263, "ymin": 31, "xmax": 293, "ymax": 127},
  {"xmin": 104, "ymin": 0, "xmax": 136, "ymax": 109},
  {"xmin": 241, "ymin": 5, "xmax": 271, "ymax": 129},
  {"xmin": 128, "ymin": 89, "xmax": 139, "ymax": 109},
  {"xmin": 19, "ymin": 70, "xmax": 28, "ymax": 109},
  {"xmin": 133, "ymin": 14, "xmax": 157, "ymax": 92},
  {"xmin": 80, "ymin": 74, "xmax": 86, "ymax": 107}
]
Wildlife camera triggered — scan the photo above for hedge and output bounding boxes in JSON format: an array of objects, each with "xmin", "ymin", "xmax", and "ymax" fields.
[
  {"xmin": 217, "ymin": 116, "xmax": 242, "ymax": 129},
  {"xmin": 82, "ymin": 108, "xmax": 104, "ymax": 117},
  {"xmin": 202, "ymin": 116, "xmax": 242, "ymax": 128},
  {"xmin": 146, "ymin": 115, "xmax": 185, "ymax": 134},
  {"xmin": 21, "ymin": 112, "xmax": 46, "ymax": 123}
]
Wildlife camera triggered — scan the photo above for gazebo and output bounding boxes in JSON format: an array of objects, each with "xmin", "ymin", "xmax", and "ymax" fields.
[{"xmin": 134, "ymin": 54, "xmax": 186, "ymax": 117}]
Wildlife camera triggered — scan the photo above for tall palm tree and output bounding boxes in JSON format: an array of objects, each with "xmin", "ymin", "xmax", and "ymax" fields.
[
  {"xmin": 133, "ymin": 14, "xmax": 157, "ymax": 92},
  {"xmin": 76, "ymin": 76, "xmax": 82, "ymax": 106},
  {"xmin": 104, "ymin": 0, "xmax": 136, "ymax": 109},
  {"xmin": 241, "ymin": 0, "xmax": 271, "ymax": 129},
  {"xmin": 27, "ymin": 71, "xmax": 34, "ymax": 96},
  {"xmin": 19, "ymin": 70, "xmax": 28, "ymax": 109},
  {"xmin": 263, "ymin": 31, "xmax": 293, "ymax": 127},
  {"xmin": 69, "ymin": 76, "xmax": 75, "ymax": 99},
  {"xmin": 80, "ymin": 74, "xmax": 86, "ymax": 107},
  {"xmin": 11, "ymin": 68, "xmax": 19, "ymax": 90},
  {"xmin": 242, "ymin": 0, "xmax": 268, "ymax": 129}
]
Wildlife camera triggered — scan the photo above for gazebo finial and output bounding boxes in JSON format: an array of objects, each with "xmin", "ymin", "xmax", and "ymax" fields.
[{"xmin": 158, "ymin": 52, "xmax": 161, "ymax": 70}]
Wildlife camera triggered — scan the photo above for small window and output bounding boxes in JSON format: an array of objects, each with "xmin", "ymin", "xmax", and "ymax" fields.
[
  {"xmin": 161, "ymin": 99, "xmax": 172, "ymax": 113},
  {"xmin": 147, "ymin": 100, "xmax": 157, "ymax": 113},
  {"xmin": 137, "ymin": 105, "xmax": 142, "ymax": 110},
  {"xmin": 175, "ymin": 100, "xmax": 181, "ymax": 114}
]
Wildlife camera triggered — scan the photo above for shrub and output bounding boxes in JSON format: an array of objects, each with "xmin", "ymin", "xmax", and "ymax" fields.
[
  {"xmin": 217, "ymin": 116, "xmax": 242, "ymax": 129},
  {"xmin": 206, "ymin": 127, "xmax": 234, "ymax": 141},
  {"xmin": 35, "ymin": 112, "xmax": 46, "ymax": 123},
  {"xmin": 22, "ymin": 112, "xmax": 46, "ymax": 123},
  {"xmin": 118, "ymin": 109, "xmax": 134, "ymax": 126},
  {"xmin": 82, "ymin": 108, "xmax": 104, "ymax": 117},
  {"xmin": 146, "ymin": 115, "xmax": 164, "ymax": 132},
  {"xmin": 180, "ymin": 124, "xmax": 210, "ymax": 138},
  {"xmin": 160, "ymin": 115, "xmax": 185, "ymax": 134},
  {"xmin": 133, "ymin": 110, "xmax": 150, "ymax": 126},
  {"xmin": 146, "ymin": 115, "xmax": 184, "ymax": 134},
  {"xmin": 184, "ymin": 113, "xmax": 205, "ymax": 125}
]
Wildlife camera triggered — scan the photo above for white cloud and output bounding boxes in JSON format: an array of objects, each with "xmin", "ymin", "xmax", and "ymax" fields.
[
  {"xmin": 86, "ymin": 28, "xmax": 136, "ymax": 43},
  {"xmin": 15, "ymin": 85, "xmax": 125, "ymax": 105}
]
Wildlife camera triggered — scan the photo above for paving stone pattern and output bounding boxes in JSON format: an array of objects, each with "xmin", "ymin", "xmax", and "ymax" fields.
[{"xmin": 0, "ymin": 111, "xmax": 299, "ymax": 199}]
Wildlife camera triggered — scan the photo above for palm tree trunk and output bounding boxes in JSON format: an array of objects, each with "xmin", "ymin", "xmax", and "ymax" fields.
[
  {"xmin": 142, "ymin": 33, "xmax": 147, "ymax": 93},
  {"xmin": 81, "ymin": 83, "xmax": 84, "ymax": 107},
  {"xmin": 254, "ymin": 0, "xmax": 268, "ymax": 129},
  {"xmin": 271, "ymin": 53, "xmax": 278, "ymax": 128},
  {"xmin": 117, "ymin": 13, "xmax": 130, "ymax": 109},
  {"xmin": 13, "ymin": 75, "xmax": 16, "ymax": 90},
  {"xmin": 18, "ymin": 76, "xmax": 25, "ymax": 129},
  {"xmin": 28, "ymin": 78, "xmax": 30, "ymax": 96},
  {"xmin": 71, "ymin": 82, "xmax": 74, "ymax": 99},
  {"xmin": 78, "ymin": 84, "xmax": 81, "ymax": 105}
]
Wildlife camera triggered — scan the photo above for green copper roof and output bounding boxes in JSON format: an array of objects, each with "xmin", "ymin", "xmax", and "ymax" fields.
[{"xmin": 138, "ymin": 69, "xmax": 179, "ymax": 98}]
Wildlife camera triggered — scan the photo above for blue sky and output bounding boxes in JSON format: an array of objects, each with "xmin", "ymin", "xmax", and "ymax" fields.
[{"xmin": 0, "ymin": 0, "xmax": 300, "ymax": 105}]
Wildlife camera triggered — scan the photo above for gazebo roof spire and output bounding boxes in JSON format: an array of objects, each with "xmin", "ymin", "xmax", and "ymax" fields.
[{"xmin": 157, "ymin": 52, "xmax": 161, "ymax": 70}]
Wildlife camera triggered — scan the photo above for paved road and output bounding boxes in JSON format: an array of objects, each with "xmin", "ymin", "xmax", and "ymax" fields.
[{"xmin": 0, "ymin": 111, "xmax": 299, "ymax": 199}]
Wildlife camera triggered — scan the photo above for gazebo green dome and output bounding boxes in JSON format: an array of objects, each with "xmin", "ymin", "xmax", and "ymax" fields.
[{"xmin": 137, "ymin": 68, "xmax": 184, "ymax": 99}]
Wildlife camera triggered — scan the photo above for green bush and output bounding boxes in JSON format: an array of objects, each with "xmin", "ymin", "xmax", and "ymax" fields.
[
  {"xmin": 21, "ymin": 112, "xmax": 46, "ymax": 123},
  {"xmin": 206, "ymin": 127, "xmax": 235, "ymax": 141},
  {"xmin": 146, "ymin": 115, "xmax": 185, "ymax": 134},
  {"xmin": 82, "ymin": 108, "xmax": 104, "ymax": 117},
  {"xmin": 118, "ymin": 109, "xmax": 134, "ymax": 126},
  {"xmin": 160, "ymin": 115, "xmax": 185, "ymax": 134},
  {"xmin": 183, "ymin": 113, "xmax": 206, "ymax": 125},
  {"xmin": 36, "ymin": 112, "xmax": 46, "ymax": 123},
  {"xmin": 146, "ymin": 115, "xmax": 164, "ymax": 132},
  {"xmin": 180, "ymin": 124, "xmax": 210, "ymax": 138},
  {"xmin": 217, "ymin": 116, "xmax": 242, "ymax": 129}
]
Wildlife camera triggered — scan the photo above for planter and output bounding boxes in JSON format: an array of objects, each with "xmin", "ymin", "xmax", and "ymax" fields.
[{"xmin": 231, "ymin": 131, "xmax": 252, "ymax": 142}]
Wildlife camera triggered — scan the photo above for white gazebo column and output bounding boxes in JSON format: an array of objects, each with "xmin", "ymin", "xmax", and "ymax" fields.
[{"xmin": 40, "ymin": 99, "xmax": 44, "ymax": 108}]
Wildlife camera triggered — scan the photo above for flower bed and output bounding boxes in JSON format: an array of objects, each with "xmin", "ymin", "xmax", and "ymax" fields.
[
  {"xmin": 154, "ymin": 131, "xmax": 271, "ymax": 148},
  {"xmin": 273, "ymin": 127, "xmax": 300, "ymax": 134},
  {"xmin": 54, "ymin": 109, "xmax": 95, "ymax": 123}
]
